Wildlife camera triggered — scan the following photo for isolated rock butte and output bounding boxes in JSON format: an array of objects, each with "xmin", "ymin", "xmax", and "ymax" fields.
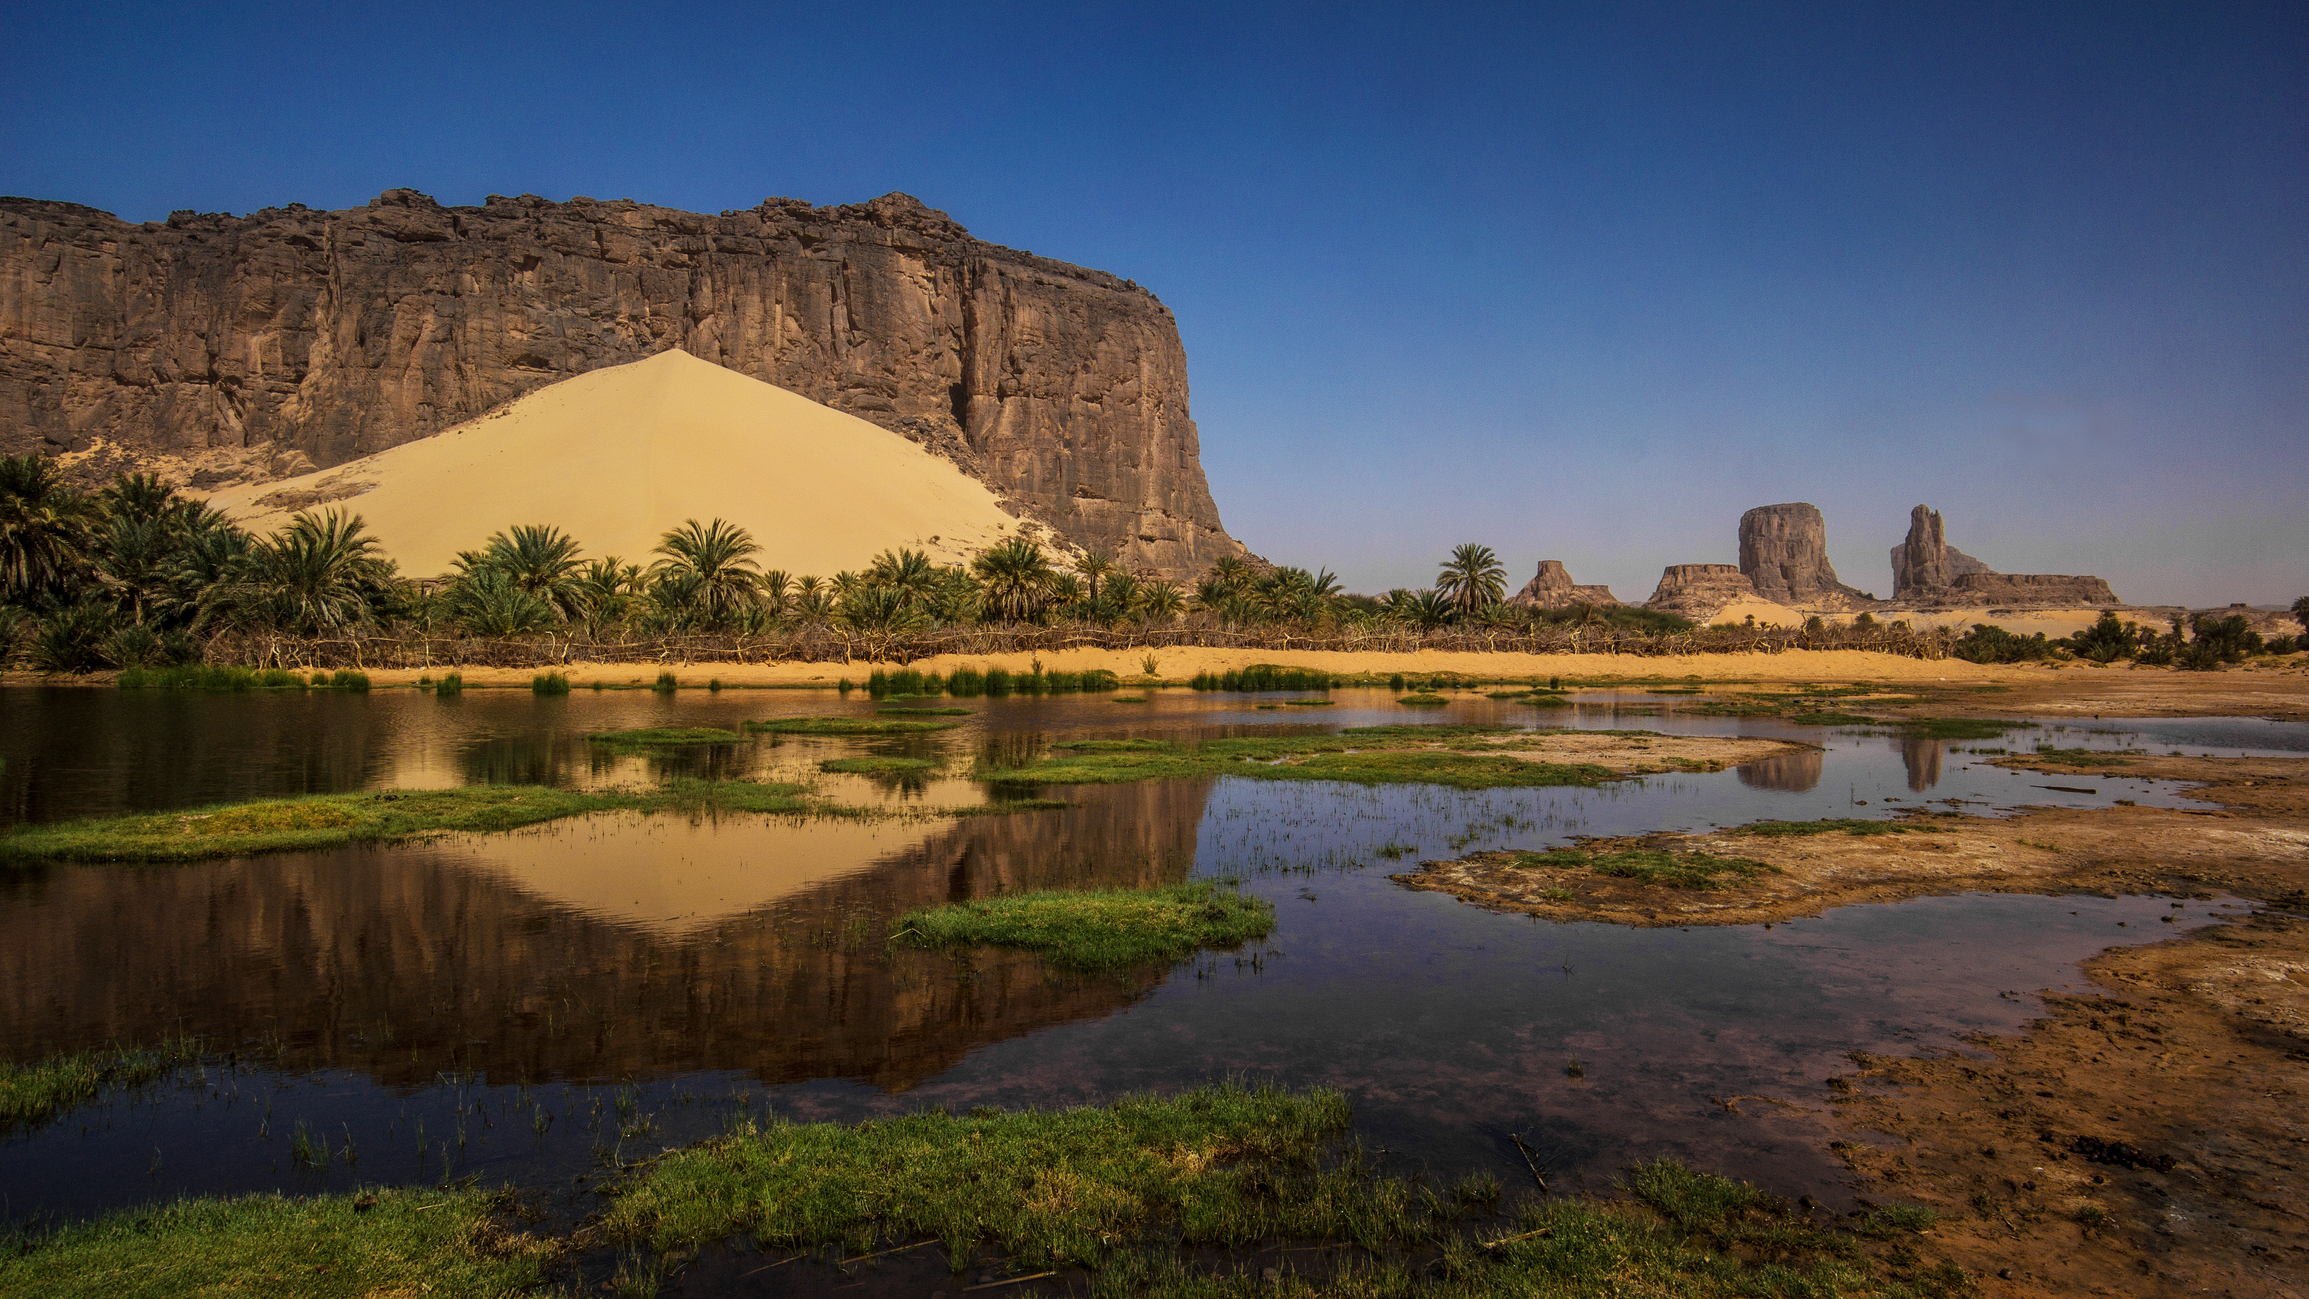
[
  {"xmin": 1507, "ymin": 560, "xmax": 1619, "ymax": 609},
  {"xmin": 1737, "ymin": 503, "xmax": 1868, "ymax": 608},
  {"xmin": 1644, "ymin": 564, "xmax": 1757, "ymax": 620},
  {"xmin": 1888, "ymin": 504, "xmax": 2119, "ymax": 607},
  {"xmin": 1888, "ymin": 505, "xmax": 1992, "ymax": 598},
  {"xmin": 0, "ymin": 189, "xmax": 1244, "ymax": 578}
]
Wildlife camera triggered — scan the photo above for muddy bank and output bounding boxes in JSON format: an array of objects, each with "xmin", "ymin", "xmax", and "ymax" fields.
[
  {"xmin": 1824, "ymin": 907, "xmax": 2309, "ymax": 1298},
  {"xmin": 1392, "ymin": 753, "xmax": 2309, "ymax": 928}
]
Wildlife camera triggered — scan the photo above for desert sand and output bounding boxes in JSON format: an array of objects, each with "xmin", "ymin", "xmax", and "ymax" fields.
[{"xmin": 200, "ymin": 349, "xmax": 1038, "ymax": 578}]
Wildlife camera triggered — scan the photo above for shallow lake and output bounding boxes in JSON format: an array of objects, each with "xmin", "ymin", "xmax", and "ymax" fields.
[{"xmin": 0, "ymin": 685, "xmax": 2290, "ymax": 1228}]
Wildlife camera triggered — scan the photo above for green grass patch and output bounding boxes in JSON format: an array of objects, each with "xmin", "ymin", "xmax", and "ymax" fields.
[
  {"xmin": 0, "ymin": 1186, "xmax": 552, "ymax": 1299},
  {"xmin": 0, "ymin": 780, "xmax": 813, "ymax": 863},
  {"xmin": 1736, "ymin": 818, "xmax": 1926, "ymax": 837},
  {"xmin": 2010, "ymin": 747, "xmax": 2136, "ymax": 768},
  {"xmin": 1902, "ymin": 717, "xmax": 2031, "ymax": 740},
  {"xmin": 587, "ymin": 727, "xmax": 744, "ymax": 750},
  {"xmin": 1516, "ymin": 848, "xmax": 1775, "ymax": 890},
  {"xmin": 990, "ymin": 727, "xmax": 1620, "ymax": 792},
  {"xmin": 891, "ymin": 881, "xmax": 1274, "ymax": 971},
  {"xmin": 747, "ymin": 716, "xmax": 964, "ymax": 735},
  {"xmin": 1396, "ymin": 694, "xmax": 1450, "ymax": 707},
  {"xmin": 819, "ymin": 757, "xmax": 941, "ymax": 775},
  {"xmin": 0, "ymin": 1036, "xmax": 202, "ymax": 1131},
  {"xmin": 1282, "ymin": 698, "xmax": 1334, "ymax": 706},
  {"xmin": 877, "ymin": 706, "xmax": 973, "ymax": 716}
]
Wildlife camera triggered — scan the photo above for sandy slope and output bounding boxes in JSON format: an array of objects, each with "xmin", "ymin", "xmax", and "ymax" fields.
[{"xmin": 201, "ymin": 350, "xmax": 1037, "ymax": 578}]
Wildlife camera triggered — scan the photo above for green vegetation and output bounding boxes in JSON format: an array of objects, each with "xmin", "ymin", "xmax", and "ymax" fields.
[
  {"xmin": 1737, "ymin": 818, "xmax": 1938, "ymax": 837},
  {"xmin": 1397, "ymin": 693, "xmax": 1450, "ymax": 707},
  {"xmin": 0, "ymin": 1187, "xmax": 552, "ymax": 1299},
  {"xmin": 819, "ymin": 756, "xmax": 940, "ymax": 775},
  {"xmin": 588, "ymin": 726, "xmax": 744, "ymax": 750},
  {"xmin": 1189, "ymin": 664, "xmax": 1334, "ymax": 693},
  {"xmin": 984, "ymin": 727, "xmax": 1621, "ymax": 792},
  {"xmin": 876, "ymin": 705, "xmax": 972, "ymax": 716},
  {"xmin": 2010, "ymin": 747, "xmax": 2135, "ymax": 768},
  {"xmin": 1282, "ymin": 697, "xmax": 1334, "ymax": 706},
  {"xmin": 890, "ymin": 881, "xmax": 1274, "ymax": 971},
  {"xmin": 0, "ymin": 1036, "xmax": 202, "ymax": 1130},
  {"xmin": 747, "ymin": 715, "xmax": 964, "ymax": 735},
  {"xmin": 531, "ymin": 670, "xmax": 570, "ymax": 695},
  {"xmin": 115, "ymin": 664, "xmax": 367, "ymax": 691},
  {"xmin": 1515, "ymin": 848, "xmax": 1775, "ymax": 890},
  {"xmin": 1901, "ymin": 717, "xmax": 2030, "ymax": 740},
  {"xmin": 0, "ymin": 780, "xmax": 812, "ymax": 863},
  {"xmin": 433, "ymin": 670, "xmax": 463, "ymax": 696},
  {"xmin": 653, "ymin": 670, "xmax": 680, "ymax": 693}
]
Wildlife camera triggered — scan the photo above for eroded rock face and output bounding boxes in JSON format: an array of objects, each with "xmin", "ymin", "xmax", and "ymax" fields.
[
  {"xmin": 1508, "ymin": 559, "xmax": 1618, "ymax": 608},
  {"xmin": 1947, "ymin": 572, "xmax": 2121, "ymax": 606},
  {"xmin": 1644, "ymin": 564, "xmax": 1757, "ymax": 620},
  {"xmin": 0, "ymin": 189, "xmax": 1244, "ymax": 577},
  {"xmin": 1890, "ymin": 505, "xmax": 1992, "ymax": 598},
  {"xmin": 1737, "ymin": 502, "xmax": 1867, "ymax": 607}
]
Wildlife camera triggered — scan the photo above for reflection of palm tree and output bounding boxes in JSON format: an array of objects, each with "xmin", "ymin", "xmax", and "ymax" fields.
[
  {"xmin": 1435, "ymin": 543, "xmax": 1506, "ymax": 619},
  {"xmin": 972, "ymin": 538, "xmax": 1055, "ymax": 623},
  {"xmin": 650, "ymin": 518, "xmax": 761, "ymax": 629}
]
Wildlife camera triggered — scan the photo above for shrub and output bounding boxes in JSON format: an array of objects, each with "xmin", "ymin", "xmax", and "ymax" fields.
[
  {"xmin": 532, "ymin": 672, "xmax": 571, "ymax": 695},
  {"xmin": 2189, "ymin": 613, "xmax": 2261, "ymax": 664},
  {"xmin": 102, "ymin": 625, "xmax": 167, "ymax": 668},
  {"xmin": 310, "ymin": 671, "xmax": 332, "ymax": 686},
  {"xmin": 330, "ymin": 670, "xmax": 370, "ymax": 693},
  {"xmin": 653, "ymin": 671, "xmax": 678, "ymax": 693},
  {"xmin": 435, "ymin": 672, "xmax": 463, "ymax": 696},
  {"xmin": 2062, "ymin": 611, "xmax": 2140, "ymax": 664},
  {"xmin": 1953, "ymin": 623, "xmax": 2058, "ymax": 664},
  {"xmin": 985, "ymin": 667, "xmax": 1013, "ymax": 696},
  {"xmin": 30, "ymin": 606, "xmax": 115, "ymax": 673},
  {"xmin": 1388, "ymin": 673, "xmax": 1406, "ymax": 691},
  {"xmin": 947, "ymin": 666, "xmax": 987, "ymax": 697}
]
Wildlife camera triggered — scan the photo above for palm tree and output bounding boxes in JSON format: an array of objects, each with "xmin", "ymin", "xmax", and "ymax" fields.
[
  {"xmin": 445, "ymin": 569, "xmax": 556, "ymax": 637},
  {"xmin": 650, "ymin": 518, "xmax": 761, "ymax": 629},
  {"xmin": 758, "ymin": 570, "xmax": 793, "ymax": 618},
  {"xmin": 1138, "ymin": 579, "xmax": 1186, "ymax": 623},
  {"xmin": 1435, "ymin": 544, "xmax": 1506, "ymax": 619},
  {"xmin": 241, "ymin": 510, "xmax": 395, "ymax": 635},
  {"xmin": 457, "ymin": 524, "xmax": 586, "ymax": 620},
  {"xmin": 867, "ymin": 549, "xmax": 939, "ymax": 605},
  {"xmin": 971, "ymin": 538, "xmax": 1055, "ymax": 624},
  {"xmin": 1075, "ymin": 551, "xmax": 1117, "ymax": 605},
  {"xmin": 573, "ymin": 557, "xmax": 642, "ymax": 635},
  {"xmin": 1408, "ymin": 588, "xmax": 1456, "ymax": 631},
  {"xmin": 925, "ymin": 568, "xmax": 983, "ymax": 625},
  {"xmin": 0, "ymin": 454, "xmax": 101, "ymax": 605}
]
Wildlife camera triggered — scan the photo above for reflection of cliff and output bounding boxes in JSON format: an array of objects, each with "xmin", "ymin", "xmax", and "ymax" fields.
[
  {"xmin": 1898, "ymin": 737, "xmax": 1944, "ymax": 792},
  {"xmin": 1736, "ymin": 749, "xmax": 1824, "ymax": 793},
  {"xmin": 0, "ymin": 779, "xmax": 1214, "ymax": 1091}
]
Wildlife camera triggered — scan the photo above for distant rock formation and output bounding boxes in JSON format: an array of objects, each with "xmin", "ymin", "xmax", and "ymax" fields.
[
  {"xmin": 1508, "ymin": 560, "xmax": 1619, "ymax": 609},
  {"xmin": 1889, "ymin": 506, "xmax": 1992, "ymax": 598},
  {"xmin": 1887, "ymin": 504, "xmax": 2119, "ymax": 607},
  {"xmin": 1644, "ymin": 564, "xmax": 1757, "ymax": 620},
  {"xmin": 0, "ymin": 189, "xmax": 1246, "ymax": 578},
  {"xmin": 1738, "ymin": 503, "xmax": 1869, "ymax": 608}
]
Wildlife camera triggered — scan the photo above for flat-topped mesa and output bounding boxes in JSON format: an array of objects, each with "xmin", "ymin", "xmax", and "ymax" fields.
[
  {"xmin": 1889, "ymin": 505, "xmax": 1992, "ymax": 598},
  {"xmin": 1738, "ymin": 502, "xmax": 1870, "ymax": 609},
  {"xmin": 0, "ymin": 189, "xmax": 1246, "ymax": 579},
  {"xmin": 1887, "ymin": 504, "xmax": 2120, "ymax": 607},
  {"xmin": 1507, "ymin": 559, "xmax": 1619, "ymax": 609},
  {"xmin": 1644, "ymin": 564, "xmax": 1757, "ymax": 621}
]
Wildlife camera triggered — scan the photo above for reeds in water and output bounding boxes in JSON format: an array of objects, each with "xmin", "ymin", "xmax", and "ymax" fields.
[{"xmin": 532, "ymin": 671, "xmax": 571, "ymax": 695}]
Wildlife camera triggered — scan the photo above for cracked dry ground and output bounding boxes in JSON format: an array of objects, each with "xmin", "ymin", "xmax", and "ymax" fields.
[{"xmin": 1401, "ymin": 751, "xmax": 2309, "ymax": 1296}]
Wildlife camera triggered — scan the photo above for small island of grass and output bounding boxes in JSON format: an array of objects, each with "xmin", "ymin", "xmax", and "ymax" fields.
[
  {"xmin": 587, "ymin": 726, "xmax": 744, "ymax": 749},
  {"xmin": 818, "ymin": 756, "xmax": 941, "ymax": 775},
  {"xmin": 890, "ymin": 881, "xmax": 1274, "ymax": 971},
  {"xmin": 747, "ymin": 716, "xmax": 964, "ymax": 735},
  {"xmin": 980, "ymin": 725, "xmax": 1623, "ymax": 792}
]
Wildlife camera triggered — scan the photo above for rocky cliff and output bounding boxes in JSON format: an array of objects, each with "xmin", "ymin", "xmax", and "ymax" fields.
[
  {"xmin": 1889, "ymin": 505, "xmax": 1991, "ymax": 597},
  {"xmin": 1887, "ymin": 504, "xmax": 2119, "ymax": 607},
  {"xmin": 1737, "ymin": 503, "xmax": 1868, "ymax": 608},
  {"xmin": 1644, "ymin": 564, "xmax": 1757, "ymax": 620},
  {"xmin": 0, "ymin": 188, "xmax": 1245, "ymax": 578},
  {"xmin": 1507, "ymin": 559, "xmax": 1618, "ymax": 608}
]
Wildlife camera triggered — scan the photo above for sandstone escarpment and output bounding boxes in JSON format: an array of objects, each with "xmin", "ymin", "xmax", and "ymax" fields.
[
  {"xmin": 1507, "ymin": 559, "xmax": 1618, "ymax": 609},
  {"xmin": 0, "ymin": 189, "xmax": 1244, "ymax": 578},
  {"xmin": 1737, "ymin": 502, "xmax": 1868, "ymax": 608},
  {"xmin": 1643, "ymin": 564, "xmax": 1756, "ymax": 620},
  {"xmin": 1887, "ymin": 504, "xmax": 2119, "ymax": 607}
]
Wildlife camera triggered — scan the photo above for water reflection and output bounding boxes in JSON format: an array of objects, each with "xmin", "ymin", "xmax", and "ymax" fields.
[
  {"xmin": 1899, "ymin": 736, "xmax": 1945, "ymax": 791},
  {"xmin": 0, "ymin": 779, "xmax": 1212, "ymax": 1090},
  {"xmin": 1735, "ymin": 749, "xmax": 1823, "ymax": 793}
]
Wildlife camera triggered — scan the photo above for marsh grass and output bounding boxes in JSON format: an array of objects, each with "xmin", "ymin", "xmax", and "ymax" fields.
[
  {"xmin": 984, "ymin": 728, "xmax": 1620, "ymax": 792},
  {"xmin": 1190, "ymin": 665, "xmax": 1334, "ymax": 693},
  {"xmin": 1737, "ymin": 818, "xmax": 1944, "ymax": 837},
  {"xmin": 653, "ymin": 671, "xmax": 680, "ymax": 693},
  {"xmin": 747, "ymin": 716, "xmax": 964, "ymax": 735},
  {"xmin": 2012, "ymin": 747, "xmax": 2135, "ymax": 768},
  {"xmin": 0, "ymin": 780, "xmax": 813, "ymax": 863},
  {"xmin": 1397, "ymin": 694, "xmax": 1450, "ymax": 707},
  {"xmin": 588, "ymin": 727, "xmax": 744, "ymax": 750},
  {"xmin": 117, "ymin": 665, "xmax": 304, "ymax": 691},
  {"xmin": 819, "ymin": 757, "xmax": 940, "ymax": 775},
  {"xmin": 434, "ymin": 671, "xmax": 463, "ymax": 696},
  {"xmin": 875, "ymin": 706, "xmax": 971, "ymax": 716},
  {"xmin": 1514, "ymin": 848, "xmax": 1776, "ymax": 890},
  {"xmin": 0, "ymin": 1187, "xmax": 551, "ymax": 1299},
  {"xmin": 531, "ymin": 671, "xmax": 570, "ymax": 695},
  {"xmin": 0, "ymin": 1036, "xmax": 202, "ymax": 1130},
  {"xmin": 891, "ymin": 881, "xmax": 1274, "ymax": 971}
]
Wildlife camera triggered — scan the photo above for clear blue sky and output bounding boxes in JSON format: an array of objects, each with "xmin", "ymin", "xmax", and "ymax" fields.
[{"xmin": 5, "ymin": 1, "xmax": 2302, "ymax": 604}]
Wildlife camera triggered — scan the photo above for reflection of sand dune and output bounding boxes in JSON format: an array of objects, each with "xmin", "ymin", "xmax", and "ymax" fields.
[
  {"xmin": 1737, "ymin": 749, "xmax": 1823, "ymax": 793},
  {"xmin": 0, "ymin": 779, "xmax": 1214, "ymax": 1091}
]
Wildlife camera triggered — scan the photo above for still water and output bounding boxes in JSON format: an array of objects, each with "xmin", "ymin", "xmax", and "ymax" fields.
[{"xmin": 0, "ymin": 686, "xmax": 2285, "ymax": 1226}]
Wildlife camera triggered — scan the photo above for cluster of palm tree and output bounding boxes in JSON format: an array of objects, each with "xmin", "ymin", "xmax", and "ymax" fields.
[{"xmin": 3, "ymin": 448, "xmax": 1624, "ymax": 670}]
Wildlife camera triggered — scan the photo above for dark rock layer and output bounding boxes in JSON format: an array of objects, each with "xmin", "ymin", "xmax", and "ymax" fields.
[{"xmin": 0, "ymin": 189, "xmax": 1245, "ymax": 577}]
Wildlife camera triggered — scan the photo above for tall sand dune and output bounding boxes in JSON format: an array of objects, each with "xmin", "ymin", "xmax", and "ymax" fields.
[{"xmin": 201, "ymin": 349, "xmax": 1038, "ymax": 577}]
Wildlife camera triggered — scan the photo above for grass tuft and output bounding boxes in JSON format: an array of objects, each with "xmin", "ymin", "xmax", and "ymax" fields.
[
  {"xmin": 531, "ymin": 671, "xmax": 570, "ymax": 695},
  {"xmin": 747, "ymin": 716, "xmax": 963, "ymax": 735},
  {"xmin": 587, "ymin": 727, "xmax": 743, "ymax": 750},
  {"xmin": 891, "ymin": 881, "xmax": 1274, "ymax": 971}
]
